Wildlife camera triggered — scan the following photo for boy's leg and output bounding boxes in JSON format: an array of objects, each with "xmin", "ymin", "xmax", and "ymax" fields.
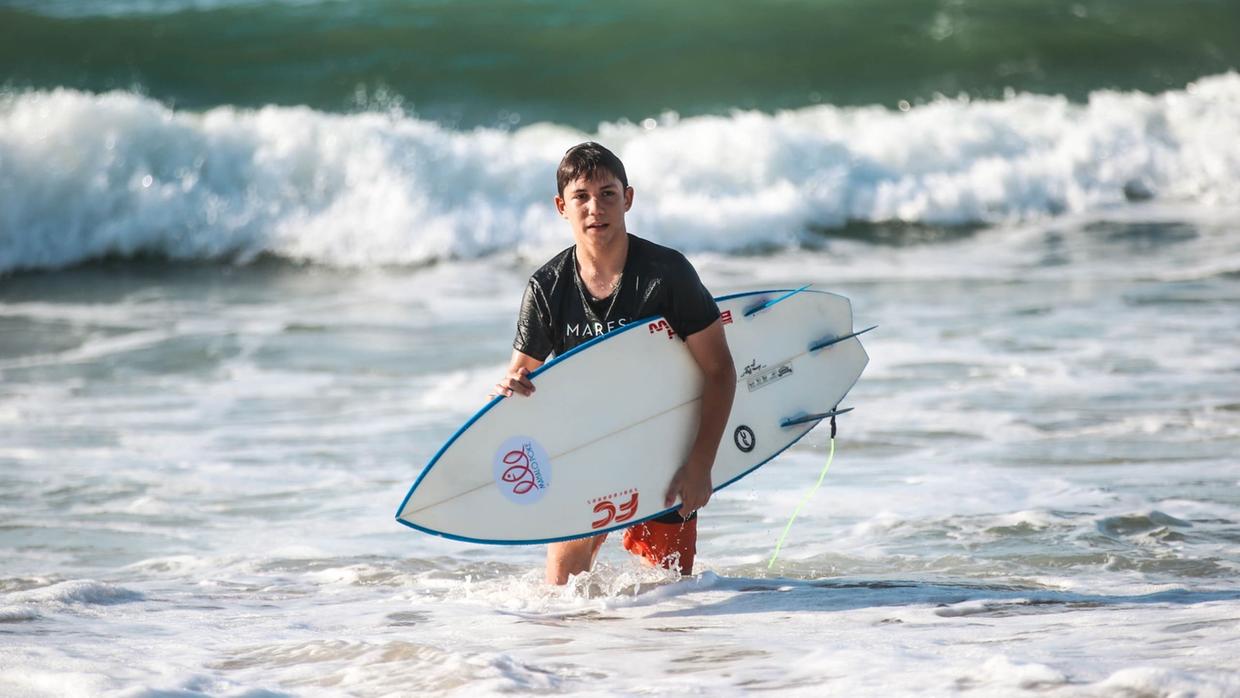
[
  {"xmin": 546, "ymin": 533, "xmax": 607, "ymax": 585},
  {"xmin": 621, "ymin": 511, "xmax": 697, "ymax": 576}
]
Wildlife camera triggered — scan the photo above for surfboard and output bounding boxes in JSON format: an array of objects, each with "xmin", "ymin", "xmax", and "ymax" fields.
[{"xmin": 395, "ymin": 288, "xmax": 871, "ymax": 545}]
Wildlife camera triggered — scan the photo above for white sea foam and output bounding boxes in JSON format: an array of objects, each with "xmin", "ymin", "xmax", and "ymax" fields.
[
  {"xmin": 0, "ymin": 606, "xmax": 41, "ymax": 622},
  {"xmin": 3, "ymin": 134, "xmax": 1239, "ymax": 694},
  {"xmin": 1091, "ymin": 666, "xmax": 1240, "ymax": 698},
  {"xmin": 2, "ymin": 0, "xmax": 301, "ymax": 17},
  {"xmin": 0, "ymin": 668, "xmax": 112, "ymax": 698},
  {"xmin": 4, "ymin": 580, "xmax": 143, "ymax": 607},
  {"xmin": 3, "ymin": 74, "xmax": 1240, "ymax": 273}
]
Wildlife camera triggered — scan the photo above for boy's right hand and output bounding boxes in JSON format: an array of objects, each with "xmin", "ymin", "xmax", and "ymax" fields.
[{"xmin": 491, "ymin": 366, "xmax": 535, "ymax": 398}]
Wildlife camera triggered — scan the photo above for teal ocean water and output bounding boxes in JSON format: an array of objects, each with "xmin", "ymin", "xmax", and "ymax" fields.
[
  {"xmin": 3, "ymin": 0, "xmax": 1239, "ymax": 127},
  {"xmin": 2, "ymin": 2, "xmax": 1240, "ymax": 696}
]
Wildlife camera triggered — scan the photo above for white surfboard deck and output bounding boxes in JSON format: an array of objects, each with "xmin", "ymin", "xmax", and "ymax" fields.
[{"xmin": 396, "ymin": 288, "xmax": 870, "ymax": 545}]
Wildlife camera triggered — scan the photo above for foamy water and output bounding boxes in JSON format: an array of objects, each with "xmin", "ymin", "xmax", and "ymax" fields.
[
  {"xmin": 5, "ymin": 1, "xmax": 1240, "ymax": 691},
  {"xmin": 2, "ymin": 210, "xmax": 1239, "ymax": 694}
]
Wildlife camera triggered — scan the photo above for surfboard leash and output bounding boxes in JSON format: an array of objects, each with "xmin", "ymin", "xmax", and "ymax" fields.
[{"xmin": 767, "ymin": 414, "xmax": 837, "ymax": 570}]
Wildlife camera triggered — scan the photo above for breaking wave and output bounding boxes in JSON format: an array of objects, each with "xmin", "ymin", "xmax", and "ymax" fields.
[{"xmin": 2, "ymin": 73, "xmax": 1239, "ymax": 273}]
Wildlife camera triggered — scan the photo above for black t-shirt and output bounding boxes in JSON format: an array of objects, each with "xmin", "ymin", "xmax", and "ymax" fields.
[{"xmin": 513, "ymin": 234, "xmax": 720, "ymax": 361}]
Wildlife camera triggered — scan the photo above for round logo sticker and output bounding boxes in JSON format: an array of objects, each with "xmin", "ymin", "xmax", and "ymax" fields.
[
  {"xmin": 493, "ymin": 436, "xmax": 552, "ymax": 505},
  {"xmin": 734, "ymin": 425, "xmax": 756, "ymax": 453}
]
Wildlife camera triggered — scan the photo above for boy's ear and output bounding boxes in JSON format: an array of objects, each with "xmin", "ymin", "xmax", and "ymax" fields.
[
  {"xmin": 624, "ymin": 186, "xmax": 634, "ymax": 211},
  {"xmin": 554, "ymin": 195, "xmax": 567, "ymax": 216}
]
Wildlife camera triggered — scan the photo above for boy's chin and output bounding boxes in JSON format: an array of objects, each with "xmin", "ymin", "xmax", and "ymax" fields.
[{"xmin": 577, "ymin": 225, "xmax": 619, "ymax": 240}]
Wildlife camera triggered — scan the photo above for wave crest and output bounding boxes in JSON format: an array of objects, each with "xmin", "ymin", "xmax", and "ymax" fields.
[
  {"xmin": 2, "ymin": 74, "xmax": 1239, "ymax": 272},
  {"xmin": 4, "ymin": 579, "xmax": 144, "ymax": 606}
]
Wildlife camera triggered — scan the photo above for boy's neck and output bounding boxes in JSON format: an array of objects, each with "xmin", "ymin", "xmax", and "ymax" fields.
[
  {"xmin": 575, "ymin": 230, "xmax": 629, "ymax": 279},
  {"xmin": 575, "ymin": 231, "xmax": 629, "ymax": 300}
]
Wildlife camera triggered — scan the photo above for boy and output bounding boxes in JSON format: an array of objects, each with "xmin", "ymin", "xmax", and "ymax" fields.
[{"xmin": 493, "ymin": 142, "xmax": 736, "ymax": 585}]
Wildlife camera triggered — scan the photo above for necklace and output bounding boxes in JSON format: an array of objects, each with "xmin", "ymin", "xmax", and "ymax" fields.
[{"xmin": 573, "ymin": 249, "xmax": 624, "ymax": 325}]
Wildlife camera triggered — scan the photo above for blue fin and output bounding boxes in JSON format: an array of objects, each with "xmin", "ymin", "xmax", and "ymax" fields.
[
  {"xmin": 808, "ymin": 325, "xmax": 877, "ymax": 352},
  {"xmin": 780, "ymin": 406, "xmax": 853, "ymax": 428},
  {"xmin": 743, "ymin": 284, "xmax": 813, "ymax": 318}
]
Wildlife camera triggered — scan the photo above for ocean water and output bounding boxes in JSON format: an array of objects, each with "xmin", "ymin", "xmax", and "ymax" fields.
[{"xmin": 3, "ymin": 1, "xmax": 1240, "ymax": 696}]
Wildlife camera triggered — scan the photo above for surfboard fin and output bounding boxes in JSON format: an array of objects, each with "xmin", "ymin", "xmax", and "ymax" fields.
[
  {"xmin": 780, "ymin": 406, "xmax": 853, "ymax": 428},
  {"xmin": 808, "ymin": 325, "xmax": 877, "ymax": 352},
  {"xmin": 742, "ymin": 284, "xmax": 813, "ymax": 317}
]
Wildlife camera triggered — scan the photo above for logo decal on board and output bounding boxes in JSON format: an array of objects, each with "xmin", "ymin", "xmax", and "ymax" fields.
[
  {"xmin": 649, "ymin": 311, "xmax": 730, "ymax": 340},
  {"xmin": 648, "ymin": 319, "xmax": 676, "ymax": 339},
  {"xmin": 734, "ymin": 425, "xmax": 756, "ymax": 453},
  {"xmin": 740, "ymin": 359, "xmax": 766, "ymax": 378},
  {"xmin": 493, "ymin": 436, "xmax": 552, "ymax": 505},
  {"xmin": 589, "ymin": 488, "xmax": 640, "ymax": 529},
  {"xmin": 746, "ymin": 362, "xmax": 793, "ymax": 392}
]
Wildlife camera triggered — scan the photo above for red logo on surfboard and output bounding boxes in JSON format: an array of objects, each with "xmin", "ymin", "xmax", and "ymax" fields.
[
  {"xmin": 590, "ymin": 489, "xmax": 639, "ymax": 529},
  {"xmin": 649, "ymin": 311, "xmax": 730, "ymax": 340},
  {"xmin": 647, "ymin": 320, "xmax": 675, "ymax": 339},
  {"xmin": 493, "ymin": 436, "xmax": 551, "ymax": 505},
  {"xmin": 501, "ymin": 449, "xmax": 539, "ymax": 495}
]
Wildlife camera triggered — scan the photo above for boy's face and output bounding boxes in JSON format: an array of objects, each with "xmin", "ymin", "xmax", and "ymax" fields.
[{"xmin": 555, "ymin": 172, "xmax": 634, "ymax": 244}]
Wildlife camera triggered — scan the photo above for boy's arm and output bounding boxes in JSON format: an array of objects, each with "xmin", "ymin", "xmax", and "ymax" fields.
[
  {"xmin": 664, "ymin": 318, "xmax": 737, "ymax": 518},
  {"xmin": 492, "ymin": 349, "xmax": 544, "ymax": 398}
]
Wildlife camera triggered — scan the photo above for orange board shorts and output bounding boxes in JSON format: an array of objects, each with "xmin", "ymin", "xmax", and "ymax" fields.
[{"xmin": 621, "ymin": 511, "xmax": 697, "ymax": 575}]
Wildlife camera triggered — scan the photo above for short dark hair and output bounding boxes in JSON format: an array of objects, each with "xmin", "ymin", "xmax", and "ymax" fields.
[{"xmin": 556, "ymin": 142, "xmax": 628, "ymax": 196}]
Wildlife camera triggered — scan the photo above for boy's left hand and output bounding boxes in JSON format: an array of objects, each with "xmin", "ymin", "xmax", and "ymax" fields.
[{"xmin": 665, "ymin": 460, "xmax": 712, "ymax": 519}]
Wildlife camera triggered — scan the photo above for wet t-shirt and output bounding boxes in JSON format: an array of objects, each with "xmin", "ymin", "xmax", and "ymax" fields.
[{"xmin": 513, "ymin": 234, "xmax": 720, "ymax": 361}]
